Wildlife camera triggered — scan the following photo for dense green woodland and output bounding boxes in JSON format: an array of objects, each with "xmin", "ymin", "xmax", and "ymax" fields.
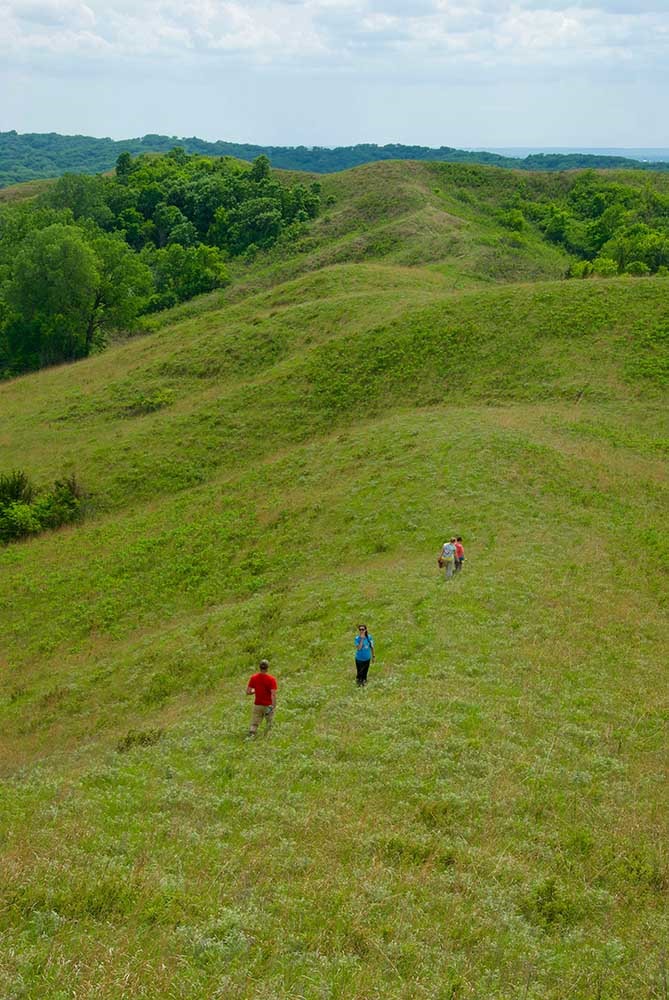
[
  {"xmin": 487, "ymin": 168, "xmax": 669, "ymax": 277},
  {"xmin": 2, "ymin": 129, "xmax": 669, "ymax": 187},
  {"xmin": 0, "ymin": 150, "xmax": 319, "ymax": 377}
]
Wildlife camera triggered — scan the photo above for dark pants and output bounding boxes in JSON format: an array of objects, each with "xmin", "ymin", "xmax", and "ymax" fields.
[{"xmin": 355, "ymin": 659, "xmax": 371, "ymax": 686}]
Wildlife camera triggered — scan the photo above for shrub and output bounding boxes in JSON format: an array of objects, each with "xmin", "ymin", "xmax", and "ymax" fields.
[
  {"xmin": 0, "ymin": 470, "xmax": 83, "ymax": 544},
  {"xmin": 592, "ymin": 257, "xmax": 618, "ymax": 277},
  {"xmin": 32, "ymin": 475, "xmax": 82, "ymax": 528},
  {"xmin": 0, "ymin": 501, "xmax": 41, "ymax": 542},
  {"xmin": 0, "ymin": 469, "xmax": 35, "ymax": 505},
  {"xmin": 625, "ymin": 260, "xmax": 651, "ymax": 276},
  {"xmin": 569, "ymin": 260, "xmax": 594, "ymax": 279},
  {"xmin": 498, "ymin": 209, "xmax": 525, "ymax": 231}
]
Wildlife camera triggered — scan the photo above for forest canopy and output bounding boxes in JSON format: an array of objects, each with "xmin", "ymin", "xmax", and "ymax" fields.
[
  {"xmin": 2, "ymin": 130, "xmax": 669, "ymax": 189},
  {"xmin": 513, "ymin": 171, "xmax": 669, "ymax": 278},
  {"xmin": 0, "ymin": 150, "xmax": 320, "ymax": 378}
]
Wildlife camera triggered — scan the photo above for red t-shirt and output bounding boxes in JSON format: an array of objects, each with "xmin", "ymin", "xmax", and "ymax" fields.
[
  {"xmin": 455, "ymin": 542, "xmax": 464, "ymax": 558},
  {"xmin": 248, "ymin": 672, "xmax": 277, "ymax": 706}
]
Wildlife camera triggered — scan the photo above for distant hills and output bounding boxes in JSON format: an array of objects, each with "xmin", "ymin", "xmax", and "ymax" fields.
[
  {"xmin": 489, "ymin": 146, "xmax": 669, "ymax": 162},
  {"xmin": 3, "ymin": 129, "xmax": 669, "ymax": 188}
]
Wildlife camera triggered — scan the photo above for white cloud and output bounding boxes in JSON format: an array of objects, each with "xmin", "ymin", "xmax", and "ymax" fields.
[
  {"xmin": 1, "ymin": 0, "xmax": 667, "ymax": 67},
  {"xmin": 11, "ymin": 0, "xmax": 95, "ymax": 28}
]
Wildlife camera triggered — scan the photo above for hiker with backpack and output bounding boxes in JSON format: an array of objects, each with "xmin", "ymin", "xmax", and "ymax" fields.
[
  {"xmin": 354, "ymin": 624, "xmax": 375, "ymax": 686},
  {"xmin": 438, "ymin": 538, "xmax": 457, "ymax": 579}
]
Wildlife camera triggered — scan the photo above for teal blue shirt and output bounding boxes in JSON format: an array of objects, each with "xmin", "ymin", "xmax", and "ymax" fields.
[{"xmin": 354, "ymin": 634, "xmax": 374, "ymax": 661}]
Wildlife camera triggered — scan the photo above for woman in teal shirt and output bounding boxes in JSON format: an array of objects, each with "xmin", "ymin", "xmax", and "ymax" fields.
[{"xmin": 354, "ymin": 624, "xmax": 375, "ymax": 687}]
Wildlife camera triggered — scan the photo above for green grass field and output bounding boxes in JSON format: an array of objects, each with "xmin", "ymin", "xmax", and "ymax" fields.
[{"xmin": 1, "ymin": 160, "xmax": 668, "ymax": 999}]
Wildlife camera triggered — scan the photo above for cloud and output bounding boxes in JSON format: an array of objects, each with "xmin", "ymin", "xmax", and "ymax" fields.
[
  {"xmin": 11, "ymin": 0, "xmax": 95, "ymax": 28},
  {"xmin": 0, "ymin": 0, "xmax": 667, "ymax": 80}
]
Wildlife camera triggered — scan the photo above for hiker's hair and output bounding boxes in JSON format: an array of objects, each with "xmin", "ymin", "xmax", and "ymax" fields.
[
  {"xmin": 456, "ymin": 536, "xmax": 462, "ymax": 542},
  {"xmin": 358, "ymin": 624, "xmax": 369, "ymax": 637},
  {"xmin": 259, "ymin": 659, "xmax": 270, "ymax": 671}
]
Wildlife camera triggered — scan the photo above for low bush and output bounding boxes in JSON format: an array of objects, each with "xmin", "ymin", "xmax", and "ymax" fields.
[{"xmin": 0, "ymin": 470, "xmax": 82, "ymax": 543}]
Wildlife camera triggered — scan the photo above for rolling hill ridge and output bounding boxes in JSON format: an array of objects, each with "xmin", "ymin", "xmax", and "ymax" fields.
[{"xmin": 0, "ymin": 159, "xmax": 667, "ymax": 1000}]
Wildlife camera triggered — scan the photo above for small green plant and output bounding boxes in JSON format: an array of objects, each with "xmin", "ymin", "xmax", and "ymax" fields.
[
  {"xmin": 522, "ymin": 876, "xmax": 582, "ymax": 929},
  {"xmin": 115, "ymin": 727, "xmax": 164, "ymax": 752},
  {"xmin": 120, "ymin": 388, "xmax": 175, "ymax": 417}
]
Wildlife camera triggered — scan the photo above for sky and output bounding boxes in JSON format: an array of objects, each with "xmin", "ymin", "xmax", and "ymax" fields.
[{"xmin": 1, "ymin": 0, "xmax": 667, "ymax": 147}]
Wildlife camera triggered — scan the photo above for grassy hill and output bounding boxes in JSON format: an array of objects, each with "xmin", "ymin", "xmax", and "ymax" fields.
[{"xmin": 0, "ymin": 160, "xmax": 668, "ymax": 1000}]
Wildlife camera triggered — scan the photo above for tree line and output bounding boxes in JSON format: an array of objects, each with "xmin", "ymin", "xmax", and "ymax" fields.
[
  {"xmin": 2, "ymin": 130, "xmax": 669, "ymax": 189},
  {"xmin": 511, "ymin": 171, "xmax": 669, "ymax": 277},
  {"xmin": 0, "ymin": 150, "xmax": 320, "ymax": 377}
]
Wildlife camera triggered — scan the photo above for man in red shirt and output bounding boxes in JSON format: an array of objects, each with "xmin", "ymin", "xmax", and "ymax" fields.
[{"xmin": 246, "ymin": 659, "xmax": 278, "ymax": 737}]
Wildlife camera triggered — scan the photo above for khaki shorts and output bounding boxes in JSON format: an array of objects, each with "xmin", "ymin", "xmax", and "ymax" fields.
[{"xmin": 250, "ymin": 704, "xmax": 273, "ymax": 731}]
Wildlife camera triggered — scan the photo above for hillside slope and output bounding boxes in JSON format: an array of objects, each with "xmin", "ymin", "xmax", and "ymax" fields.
[{"xmin": 0, "ymin": 160, "xmax": 668, "ymax": 1000}]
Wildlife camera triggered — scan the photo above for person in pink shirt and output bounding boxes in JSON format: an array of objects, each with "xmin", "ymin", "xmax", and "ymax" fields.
[{"xmin": 454, "ymin": 536, "xmax": 465, "ymax": 573}]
